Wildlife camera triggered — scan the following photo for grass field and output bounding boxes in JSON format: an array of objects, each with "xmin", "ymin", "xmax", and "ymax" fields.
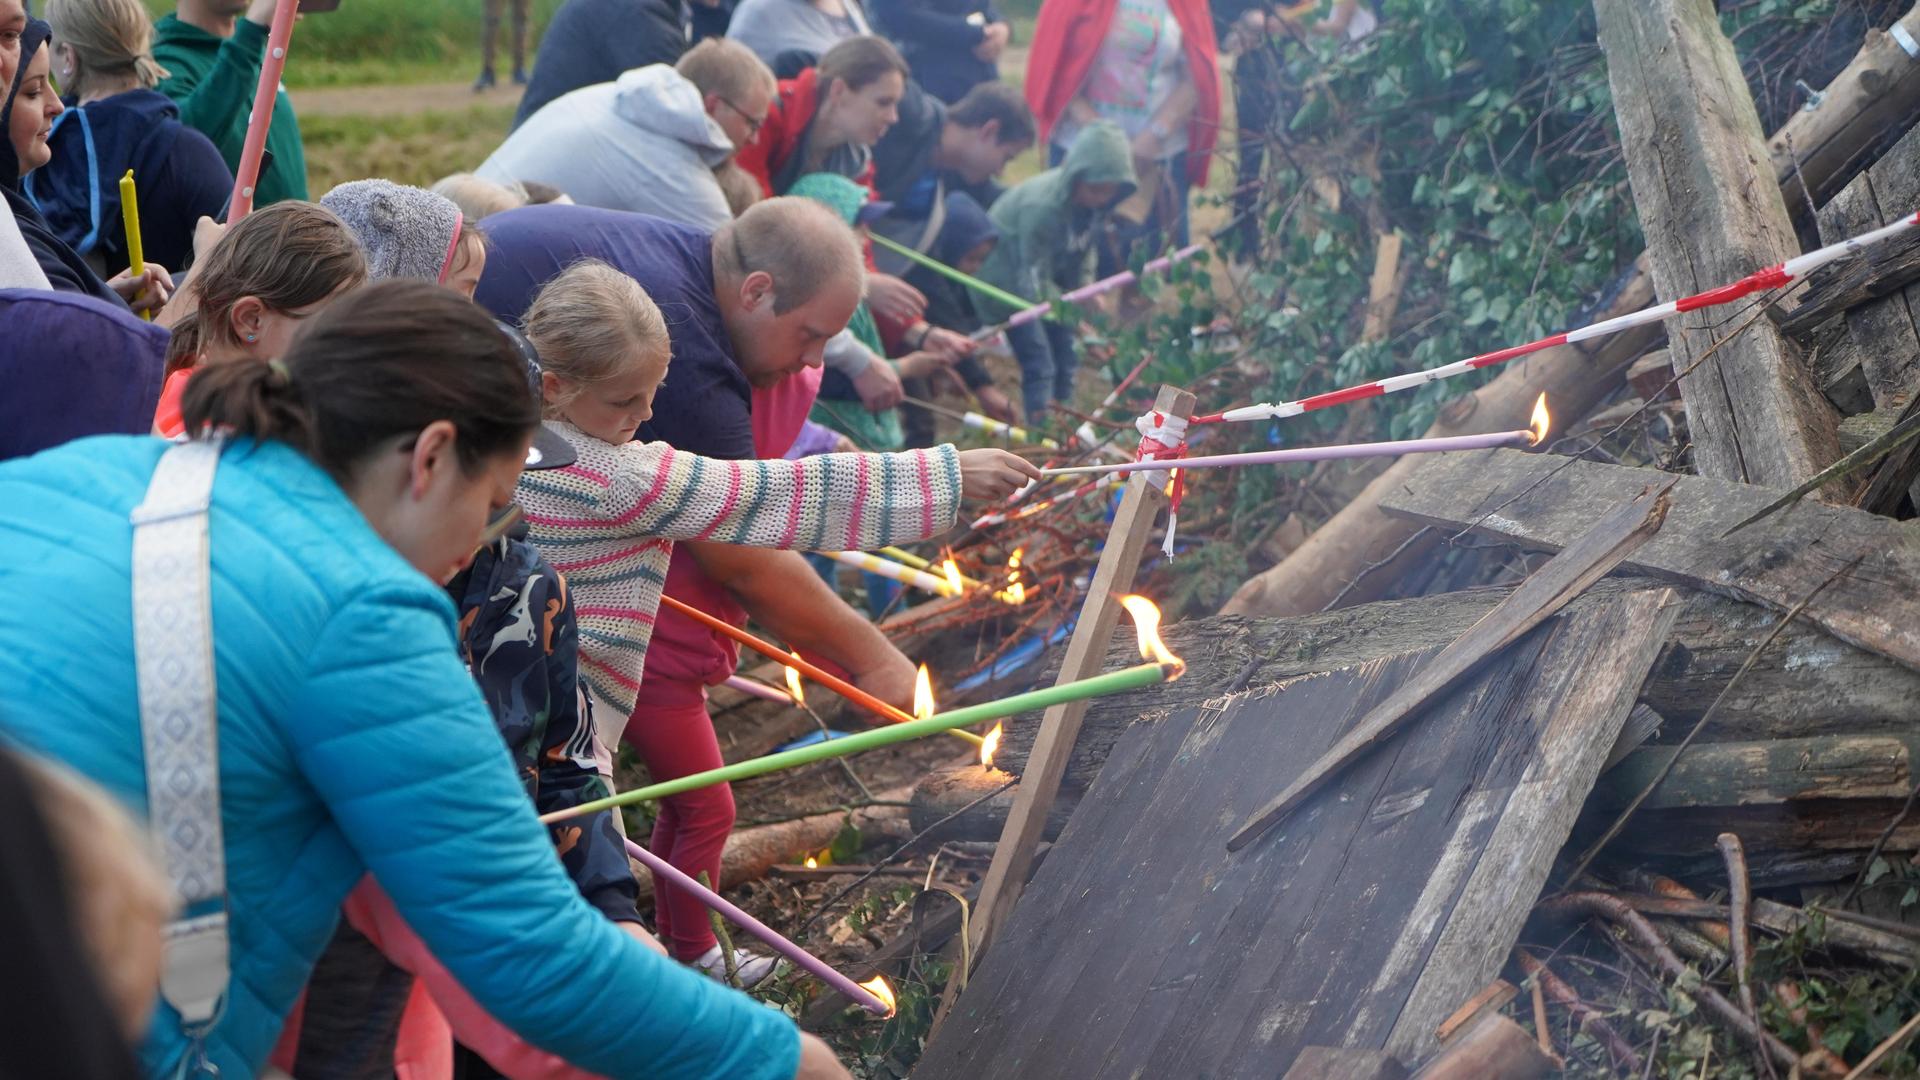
[{"xmin": 301, "ymin": 103, "xmax": 516, "ymax": 191}]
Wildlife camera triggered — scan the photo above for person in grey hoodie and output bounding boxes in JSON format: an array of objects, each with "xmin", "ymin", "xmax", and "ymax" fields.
[{"xmin": 477, "ymin": 40, "xmax": 774, "ymax": 230}]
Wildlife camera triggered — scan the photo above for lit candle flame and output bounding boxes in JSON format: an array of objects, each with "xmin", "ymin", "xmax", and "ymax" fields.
[
  {"xmin": 1528, "ymin": 393, "xmax": 1551, "ymax": 446},
  {"xmin": 942, "ymin": 559, "xmax": 964, "ymax": 596},
  {"xmin": 1119, "ymin": 594, "xmax": 1183, "ymax": 676},
  {"xmin": 784, "ymin": 665, "xmax": 806, "ymax": 706},
  {"xmin": 913, "ymin": 663, "xmax": 935, "ymax": 720},
  {"xmin": 997, "ymin": 547, "xmax": 1026, "ymax": 604},
  {"xmin": 860, "ymin": 975, "xmax": 898, "ymax": 1017},
  {"xmin": 980, "ymin": 723, "xmax": 1003, "ymax": 767},
  {"xmin": 804, "ymin": 855, "xmax": 818, "ymax": 869}
]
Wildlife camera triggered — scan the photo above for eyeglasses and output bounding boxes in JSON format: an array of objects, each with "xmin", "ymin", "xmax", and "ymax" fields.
[{"xmin": 716, "ymin": 95, "xmax": 765, "ymax": 140}]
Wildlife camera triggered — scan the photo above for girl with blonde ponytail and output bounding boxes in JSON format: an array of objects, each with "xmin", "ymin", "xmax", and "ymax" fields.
[{"xmin": 26, "ymin": 0, "xmax": 232, "ymax": 272}]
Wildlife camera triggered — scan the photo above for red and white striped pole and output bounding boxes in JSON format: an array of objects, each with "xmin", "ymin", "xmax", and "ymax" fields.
[
  {"xmin": 227, "ymin": 0, "xmax": 300, "ymax": 223},
  {"xmin": 1194, "ymin": 208, "xmax": 1920, "ymax": 426}
]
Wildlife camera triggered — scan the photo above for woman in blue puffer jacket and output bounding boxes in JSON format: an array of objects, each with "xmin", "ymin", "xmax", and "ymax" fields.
[{"xmin": 0, "ymin": 280, "xmax": 848, "ymax": 1080}]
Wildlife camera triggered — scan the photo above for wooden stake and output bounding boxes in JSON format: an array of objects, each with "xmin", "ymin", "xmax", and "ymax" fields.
[
  {"xmin": 1227, "ymin": 482, "xmax": 1673, "ymax": 852},
  {"xmin": 1595, "ymin": 0, "xmax": 1843, "ymax": 490},
  {"xmin": 964, "ymin": 384, "xmax": 1195, "ymax": 965}
]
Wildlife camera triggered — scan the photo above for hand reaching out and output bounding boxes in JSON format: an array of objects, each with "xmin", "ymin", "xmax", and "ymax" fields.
[{"xmin": 957, "ymin": 447, "xmax": 1042, "ymax": 501}]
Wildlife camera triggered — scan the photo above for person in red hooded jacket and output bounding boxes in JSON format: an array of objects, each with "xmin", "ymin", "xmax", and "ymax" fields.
[{"xmin": 1024, "ymin": 0, "xmax": 1220, "ymax": 276}]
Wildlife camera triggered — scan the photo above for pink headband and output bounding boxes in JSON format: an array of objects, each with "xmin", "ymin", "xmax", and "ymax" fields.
[{"xmin": 436, "ymin": 219, "xmax": 464, "ymax": 284}]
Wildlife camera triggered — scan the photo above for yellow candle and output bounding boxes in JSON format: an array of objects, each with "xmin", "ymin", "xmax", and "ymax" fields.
[{"xmin": 119, "ymin": 170, "xmax": 150, "ymax": 320}]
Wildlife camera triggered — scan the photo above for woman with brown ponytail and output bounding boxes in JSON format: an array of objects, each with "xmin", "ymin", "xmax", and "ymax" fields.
[
  {"xmin": 152, "ymin": 199, "xmax": 368, "ymax": 437},
  {"xmin": 29, "ymin": 0, "xmax": 232, "ymax": 274},
  {"xmin": 0, "ymin": 279, "xmax": 847, "ymax": 1080}
]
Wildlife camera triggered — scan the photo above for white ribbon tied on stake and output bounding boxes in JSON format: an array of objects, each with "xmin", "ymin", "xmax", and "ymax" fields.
[{"xmin": 1134, "ymin": 410, "xmax": 1190, "ymax": 559}]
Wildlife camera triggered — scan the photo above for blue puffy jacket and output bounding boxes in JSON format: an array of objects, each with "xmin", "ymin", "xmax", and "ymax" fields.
[{"xmin": 0, "ymin": 436, "xmax": 800, "ymax": 1080}]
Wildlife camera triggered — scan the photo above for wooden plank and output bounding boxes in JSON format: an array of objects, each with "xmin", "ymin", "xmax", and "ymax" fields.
[
  {"xmin": 919, "ymin": 595, "xmax": 1672, "ymax": 1078},
  {"xmin": 1285, "ymin": 1047, "xmax": 1409, "ymax": 1080},
  {"xmin": 1814, "ymin": 131, "xmax": 1920, "ymax": 411},
  {"xmin": 1596, "ymin": 0, "xmax": 1842, "ymax": 489},
  {"xmin": 1383, "ymin": 590, "xmax": 1678, "ymax": 1060},
  {"xmin": 1377, "ymin": 448, "xmax": 1920, "ymax": 672},
  {"xmin": 1432, "ymin": 981, "xmax": 1519, "ymax": 1045},
  {"xmin": 964, "ymin": 384, "xmax": 1195, "ymax": 966},
  {"xmin": 998, "ymin": 581, "xmax": 1920, "ymax": 791},
  {"xmin": 1767, "ymin": 3, "xmax": 1920, "ymax": 220},
  {"xmin": 1226, "ymin": 486, "xmax": 1673, "ymax": 852}
]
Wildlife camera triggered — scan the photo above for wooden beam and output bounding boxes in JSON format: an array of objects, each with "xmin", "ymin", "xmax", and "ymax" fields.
[
  {"xmin": 1377, "ymin": 448, "xmax": 1920, "ymax": 672},
  {"xmin": 1384, "ymin": 590, "xmax": 1679, "ymax": 1059},
  {"xmin": 1595, "ymin": 0, "xmax": 1842, "ymax": 489},
  {"xmin": 964, "ymin": 384, "xmax": 1196, "ymax": 965},
  {"xmin": 1768, "ymin": 3, "xmax": 1920, "ymax": 222},
  {"xmin": 1226, "ymin": 490, "xmax": 1672, "ymax": 852},
  {"xmin": 1225, "ymin": 15, "xmax": 1920, "ymax": 620}
]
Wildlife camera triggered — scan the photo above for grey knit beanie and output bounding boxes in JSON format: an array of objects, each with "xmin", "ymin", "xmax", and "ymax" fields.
[{"xmin": 320, "ymin": 179, "xmax": 465, "ymax": 283}]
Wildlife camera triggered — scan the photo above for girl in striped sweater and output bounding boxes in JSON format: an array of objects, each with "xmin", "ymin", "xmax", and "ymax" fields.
[{"xmin": 516, "ymin": 260, "xmax": 1037, "ymax": 981}]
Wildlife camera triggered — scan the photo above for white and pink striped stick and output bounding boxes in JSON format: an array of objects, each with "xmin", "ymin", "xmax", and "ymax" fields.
[
  {"xmin": 1195, "ymin": 209, "xmax": 1920, "ymax": 426},
  {"xmin": 227, "ymin": 0, "xmax": 299, "ymax": 223},
  {"xmin": 973, "ymin": 244, "xmax": 1209, "ymax": 340}
]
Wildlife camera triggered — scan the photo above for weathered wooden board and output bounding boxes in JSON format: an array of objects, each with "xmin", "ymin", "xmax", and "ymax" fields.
[
  {"xmin": 1815, "ymin": 118, "xmax": 1920, "ymax": 411},
  {"xmin": 1378, "ymin": 449, "xmax": 1920, "ymax": 673},
  {"xmin": 998, "ymin": 580, "xmax": 1920, "ymax": 791},
  {"xmin": 1596, "ymin": 0, "xmax": 1842, "ymax": 489},
  {"xmin": 916, "ymin": 591, "xmax": 1672, "ymax": 1079}
]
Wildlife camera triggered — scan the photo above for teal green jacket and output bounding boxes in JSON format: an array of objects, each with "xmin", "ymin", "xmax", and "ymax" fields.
[
  {"xmin": 974, "ymin": 121, "xmax": 1136, "ymax": 320},
  {"xmin": 0, "ymin": 436, "xmax": 800, "ymax": 1079},
  {"xmin": 152, "ymin": 14, "xmax": 309, "ymax": 207}
]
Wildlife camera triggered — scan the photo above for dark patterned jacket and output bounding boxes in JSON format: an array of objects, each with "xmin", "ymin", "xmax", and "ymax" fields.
[{"xmin": 451, "ymin": 531, "xmax": 640, "ymax": 924}]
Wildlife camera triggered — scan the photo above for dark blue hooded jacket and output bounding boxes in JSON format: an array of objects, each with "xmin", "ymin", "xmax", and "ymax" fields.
[
  {"xmin": 0, "ymin": 21, "xmax": 122, "ymax": 306},
  {"xmin": 905, "ymin": 190, "xmax": 998, "ymax": 389},
  {"xmin": 0, "ymin": 287, "xmax": 169, "ymax": 460},
  {"xmin": 25, "ymin": 88, "xmax": 232, "ymax": 273}
]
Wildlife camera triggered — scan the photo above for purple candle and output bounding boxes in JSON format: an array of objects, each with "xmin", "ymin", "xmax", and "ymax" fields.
[
  {"xmin": 1039, "ymin": 428, "xmax": 1538, "ymax": 478},
  {"xmin": 723, "ymin": 674, "xmax": 794, "ymax": 705},
  {"xmin": 622, "ymin": 838, "xmax": 894, "ymax": 1016}
]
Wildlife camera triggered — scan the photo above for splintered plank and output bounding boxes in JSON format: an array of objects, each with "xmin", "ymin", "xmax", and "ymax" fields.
[
  {"xmin": 914, "ymin": 590, "xmax": 1674, "ymax": 1079},
  {"xmin": 1379, "ymin": 448, "xmax": 1920, "ymax": 673},
  {"xmin": 1226, "ymin": 482, "xmax": 1670, "ymax": 852}
]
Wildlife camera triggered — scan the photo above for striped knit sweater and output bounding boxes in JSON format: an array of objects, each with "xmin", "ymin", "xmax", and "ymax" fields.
[{"xmin": 517, "ymin": 422, "xmax": 964, "ymax": 716}]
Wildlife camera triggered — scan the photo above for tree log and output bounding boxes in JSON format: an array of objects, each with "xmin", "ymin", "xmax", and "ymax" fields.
[
  {"xmin": 1768, "ymin": 3, "xmax": 1920, "ymax": 223},
  {"xmin": 1000, "ymin": 580, "xmax": 1920, "ymax": 791},
  {"xmin": 1814, "ymin": 120, "xmax": 1920, "ymax": 412},
  {"xmin": 1223, "ymin": 13, "xmax": 1912, "ymax": 619},
  {"xmin": 1596, "ymin": 0, "xmax": 1842, "ymax": 489},
  {"xmin": 629, "ymin": 785, "xmax": 912, "ymax": 902},
  {"xmin": 908, "ymin": 762, "xmax": 1073, "ymax": 843}
]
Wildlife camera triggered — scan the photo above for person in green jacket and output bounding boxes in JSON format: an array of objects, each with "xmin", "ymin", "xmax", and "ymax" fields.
[
  {"xmin": 152, "ymin": 0, "xmax": 307, "ymax": 207},
  {"xmin": 974, "ymin": 119, "xmax": 1134, "ymax": 421}
]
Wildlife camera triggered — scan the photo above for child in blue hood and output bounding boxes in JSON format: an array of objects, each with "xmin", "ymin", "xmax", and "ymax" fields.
[
  {"xmin": 29, "ymin": 0, "xmax": 231, "ymax": 275},
  {"xmin": 900, "ymin": 189, "xmax": 1012, "ymax": 446}
]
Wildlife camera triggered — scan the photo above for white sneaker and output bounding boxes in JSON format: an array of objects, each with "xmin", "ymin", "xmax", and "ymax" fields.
[{"xmin": 691, "ymin": 944, "xmax": 780, "ymax": 988}]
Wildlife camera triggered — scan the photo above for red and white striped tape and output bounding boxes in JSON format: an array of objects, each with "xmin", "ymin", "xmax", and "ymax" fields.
[{"xmin": 1194, "ymin": 208, "xmax": 1920, "ymax": 426}]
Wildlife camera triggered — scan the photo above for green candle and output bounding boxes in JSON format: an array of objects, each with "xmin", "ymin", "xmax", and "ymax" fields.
[{"xmin": 542, "ymin": 661, "xmax": 1181, "ymax": 824}]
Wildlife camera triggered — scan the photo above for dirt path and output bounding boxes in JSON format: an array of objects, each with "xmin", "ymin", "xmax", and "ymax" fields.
[{"xmin": 292, "ymin": 79, "xmax": 523, "ymax": 118}]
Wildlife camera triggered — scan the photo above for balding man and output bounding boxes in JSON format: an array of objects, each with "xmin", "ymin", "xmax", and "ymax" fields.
[
  {"xmin": 476, "ymin": 197, "xmax": 939, "ymax": 975},
  {"xmin": 478, "ymin": 40, "xmax": 776, "ymax": 229}
]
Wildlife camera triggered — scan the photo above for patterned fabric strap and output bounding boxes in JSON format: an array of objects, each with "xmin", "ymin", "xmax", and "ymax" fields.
[{"xmin": 131, "ymin": 438, "xmax": 229, "ymax": 1032}]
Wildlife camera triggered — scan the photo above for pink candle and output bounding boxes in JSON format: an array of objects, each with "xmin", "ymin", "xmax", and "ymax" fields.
[
  {"xmin": 227, "ymin": 0, "xmax": 299, "ymax": 222},
  {"xmin": 984, "ymin": 244, "xmax": 1209, "ymax": 335},
  {"xmin": 622, "ymin": 838, "xmax": 893, "ymax": 1016},
  {"xmin": 723, "ymin": 674, "xmax": 794, "ymax": 704},
  {"xmin": 1039, "ymin": 428, "xmax": 1536, "ymax": 478}
]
